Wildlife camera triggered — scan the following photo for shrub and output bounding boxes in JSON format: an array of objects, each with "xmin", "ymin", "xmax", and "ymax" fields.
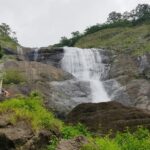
[
  {"xmin": 62, "ymin": 123, "xmax": 90, "ymax": 139},
  {"xmin": 47, "ymin": 136, "xmax": 58, "ymax": 150},
  {"xmin": 3, "ymin": 69, "xmax": 26, "ymax": 84},
  {"xmin": 0, "ymin": 96, "xmax": 63, "ymax": 132},
  {"xmin": 81, "ymin": 127, "xmax": 150, "ymax": 150},
  {"xmin": 115, "ymin": 127, "xmax": 150, "ymax": 150},
  {"xmin": 81, "ymin": 137, "xmax": 120, "ymax": 150}
]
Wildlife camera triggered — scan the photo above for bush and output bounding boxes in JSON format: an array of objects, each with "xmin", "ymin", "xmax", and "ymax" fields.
[
  {"xmin": 115, "ymin": 127, "xmax": 150, "ymax": 150},
  {"xmin": 3, "ymin": 69, "xmax": 26, "ymax": 84},
  {"xmin": 47, "ymin": 136, "xmax": 58, "ymax": 150},
  {"xmin": 81, "ymin": 137, "xmax": 120, "ymax": 150},
  {"xmin": 81, "ymin": 127, "xmax": 150, "ymax": 150},
  {"xmin": 62, "ymin": 123, "xmax": 90, "ymax": 139},
  {"xmin": 0, "ymin": 96, "xmax": 63, "ymax": 132}
]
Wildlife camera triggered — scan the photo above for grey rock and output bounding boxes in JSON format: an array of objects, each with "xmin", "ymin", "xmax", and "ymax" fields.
[
  {"xmin": 47, "ymin": 79, "xmax": 92, "ymax": 117},
  {"xmin": 137, "ymin": 54, "xmax": 150, "ymax": 79},
  {"xmin": 103, "ymin": 79, "xmax": 132, "ymax": 106}
]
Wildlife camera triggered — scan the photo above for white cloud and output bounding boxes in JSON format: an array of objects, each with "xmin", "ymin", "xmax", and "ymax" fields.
[{"xmin": 0, "ymin": 0, "xmax": 149, "ymax": 47}]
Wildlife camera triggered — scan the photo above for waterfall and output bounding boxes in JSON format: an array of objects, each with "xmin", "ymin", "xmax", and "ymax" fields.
[
  {"xmin": 61, "ymin": 47, "xmax": 110, "ymax": 103},
  {"xmin": 34, "ymin": 48, "xmax": 39, "ymax": 61},
  {"xmin": 17, "ymin": 46, "xmax": 23, "ymax": 56}
]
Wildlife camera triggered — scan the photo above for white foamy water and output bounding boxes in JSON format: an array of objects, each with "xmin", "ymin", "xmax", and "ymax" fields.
[
  {"xmin": 61, "ymin": 47, "xmax": 110, "ymax": 103},
  {"xmin": 17, "ymin": 46, "xmax": 23, "ymax": 56},
  {"xmin": 34, "ymin": 48, "xmax": 39, "ymax": 61}
]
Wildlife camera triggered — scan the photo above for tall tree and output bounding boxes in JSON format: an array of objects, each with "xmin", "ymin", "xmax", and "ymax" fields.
[
  {"xmin": 134, "ymin": 4, "xmax": 150, "ymax": 20},
  {"xmin": 0, "ymin": 23, "xmax": 11, "ymax": 36},
  {"xmin": 107, "ymin": 11, "xmax": 122, "ymax": 23}
]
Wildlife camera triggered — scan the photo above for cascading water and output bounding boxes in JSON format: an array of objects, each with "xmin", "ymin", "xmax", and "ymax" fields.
[
  {"xmin": 17, "ymin": 46, "xmax": 23, "ymax": 56},
  {"xmin": 61, "ymin": 47, "xmax": 110, "ymax": 103},
  {"xmin": 34, "ymin": 48, "xmax": 39, "ymax": 61}
]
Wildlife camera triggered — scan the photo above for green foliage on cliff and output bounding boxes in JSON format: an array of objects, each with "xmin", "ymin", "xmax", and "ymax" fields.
[
  {"xmin": 0, "ymin": 94, "xmax": 63, "ymax": 132},
  {"xmin": 62, "ymin": 123, "xmax": 90, "ymax": 139},
  {"xmin": 3, "ymin": 69, "xmax": 26, "ymax": 84},
  {"xmin": 75, "ymin": 24, "xmax": 150, "ymax": 55},
  {"xmin": 0, "ymin": 23, "xmax": 18, "ymax": 50},
  {"xmin": 74, "ymin": 4, "xmax": 150, "ymax": 55}
]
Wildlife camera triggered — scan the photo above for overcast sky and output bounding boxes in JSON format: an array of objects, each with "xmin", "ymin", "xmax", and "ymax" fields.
[{"xmin": 0, "ymin": 0, "xmax": 150, "ymax": 47}]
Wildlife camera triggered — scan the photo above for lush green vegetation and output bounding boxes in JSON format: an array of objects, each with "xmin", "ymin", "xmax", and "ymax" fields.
[
  {"xmin": 47, "ymin": 124, "xmax": 90, "ymax": 150},
  {"xmin": 76, "ymin": 24, "xmax": 150, "ymax": 55},
  {"xmin": 3, "ymin": 69, "xmax": 26, "ymax": 84},
  {"xmin": 0, "ymin": 94, "xmax": 150, "ymax": 150},
  {"xmin": 0, "ymin": 93, "xmax": 90, "ymax": 150},
  {"xmin": 0, "ymin": 23, "xmax": 18, "ymax": 51},
  {"xmin": 61, "ymin": 123, "xmax": 90, "ymax": 139},
  {"xmin": 81, "ymin": 127, "xmax": 150, "ymax": 150},
  {"xmin": 0, "ymin": 93, "xmax": 62, "ymax": 132}
]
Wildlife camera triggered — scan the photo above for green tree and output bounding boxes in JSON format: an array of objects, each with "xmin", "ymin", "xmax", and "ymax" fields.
[
  {"xmin": 0, "ymin": 23, "xmax": 11, "ymax": 36},
  {"xmin": 60, "ymin": 36, "xmax": 71, "ymax": 46},
  {"xmin": 135, "ymin": 4, "xmax": 150, "ymax": 21},
  {"xmin": 71, "ymin": 31, "xmax": 80, "ymax": 38},
  {"xmin": 107, "ymin": 11, "xmax": 122, "ymax": 23}
]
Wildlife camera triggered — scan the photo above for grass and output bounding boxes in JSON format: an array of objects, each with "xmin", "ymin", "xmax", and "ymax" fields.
[
  {"xmin": 47, "ymin": 123, "xmax": 90, "ymax": 150},
  {"xmin": 0, "ymin": 93, "xmax": 63, "ymax": 132},
  {"xmin": 3, "ymin": 68, "xmax": 26, "ymax": 84},
  {"xmin": 0, "ymin": 33, "xmax": 18, "ymax": 50},
  {"xmin": 62, "ymin": 123, "xmax": 91, "ymax": 139},
  {"xmin": 81, "ymin": 127, "xmax": 150, "ymax": 150},
  {"xmin": 75, "ymin": 24, "xmax": 150, "ymax": 56}
]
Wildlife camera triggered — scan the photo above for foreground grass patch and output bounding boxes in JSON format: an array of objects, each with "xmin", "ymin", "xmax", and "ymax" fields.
[
  {"xmin": 3, "ymin": 69, "xmax": 26, "ymax": 84},
  {"xmin": 0, "ymin": 95, "xmax": 62, "ymax": 132},
  {"xmin": 81, "ymin": 127, "xmax": 150, "ymax": 150}
]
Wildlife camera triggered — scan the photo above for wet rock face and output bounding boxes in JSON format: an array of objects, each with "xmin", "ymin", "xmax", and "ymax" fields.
[
  {"xmin": 67, "ymin": 101, "xmax": 150, "ymax": 135},
  {"xmin": 56, "ymin": 136, "xmax": 88, "ymax": 150},
  {"xmin": 103, "ymin": 79, "xmax": 132, "ymax": 106},
  {"xmin": 104, "ymin": 51, "xmax": 150, "ymax": 111},
  {"xmin": 137, "ymin": 53, "xmax": 150, "ymax": 79},
  {"xmin": 3, "ymin": 48, "xmax": 16, "ymax": 55},
  {"xmin": 48, "ymin": 80, "xmax": 92, "ymax": 118},
  {"xmin": 2, "ymin": 60, "xmax": 72, "ymax": 100},
  {"xmin": 26, "ymin": 48, "xmax": 64, "ymax": 67}
]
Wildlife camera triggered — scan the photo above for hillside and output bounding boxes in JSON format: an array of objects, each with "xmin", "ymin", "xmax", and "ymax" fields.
[
  {"xmin": 75, "ymin": 24, "xmax": 150, "ymax": 55},
  {"xmin": 0, "ymin": 23, "xmax": 18, "ymax": 50}
]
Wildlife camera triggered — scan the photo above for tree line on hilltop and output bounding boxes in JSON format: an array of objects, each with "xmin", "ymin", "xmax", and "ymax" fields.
[{"xmin": 54, "ymin": 3, "xmax": 150, "ymax": 47}]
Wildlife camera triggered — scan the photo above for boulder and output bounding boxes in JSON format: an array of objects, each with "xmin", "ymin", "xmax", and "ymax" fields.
[
  {"xmin": 0, "ymin": 114, "xmax": 52, "ymax": 150},
  {"xmin": 67, "ymin": 101, "xmax": 150, "ymax": 135},
  {"xmin": 56, "ymin": 136, "xmax": 88, "ymax": 150},
  {"xmin": 48, "ymin": 80, "xmax": 92, "ymax": 118},
  {"xmin": 104, "ymin": 51, "xmax": 150, "ymax": 111}
]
